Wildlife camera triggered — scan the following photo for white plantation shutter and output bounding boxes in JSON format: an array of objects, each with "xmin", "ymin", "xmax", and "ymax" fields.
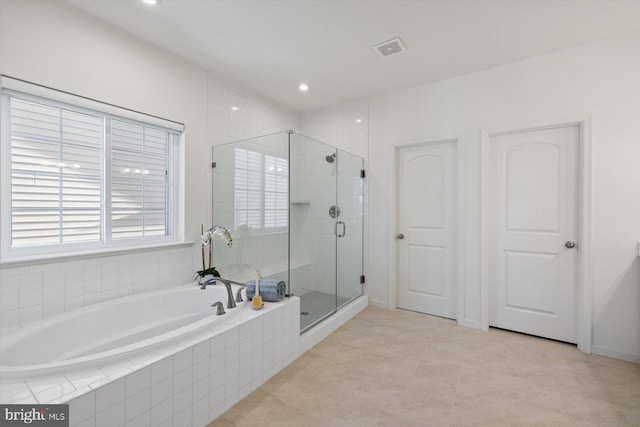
[
  {"xmin": 1, "ymin": 78, "xmax": 181, "ymax": 258},
  {"xmin": 111, "ymin": 120, "xmax": 169, "ymax": 239},
  {"xmin": 264, "ymin": 155, "xmax": 288, "ymax": 228},
  {"xmin": 234, "ymin": 148, "xmax": 288, "ymax": 231},
  {"xmin": 10, "ymin": 98, "xmax": 103, "ymax": 247}
]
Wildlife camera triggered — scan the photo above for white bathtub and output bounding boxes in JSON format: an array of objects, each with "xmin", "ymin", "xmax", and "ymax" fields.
[{"xmin": 0, "ymin": 283, "xmax": 247, "ymax": 379}]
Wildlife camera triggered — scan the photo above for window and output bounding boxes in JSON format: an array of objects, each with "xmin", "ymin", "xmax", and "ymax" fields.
[
  {"xmin": 1, "ymin": 77, "xmax": 183, "ymax": 259},
  {"xmin": 234, "ymin": 148, "xmax": 288, "ymax": 231}
]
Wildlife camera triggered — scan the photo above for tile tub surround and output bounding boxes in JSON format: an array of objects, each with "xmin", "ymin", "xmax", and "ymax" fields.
[
  {"xmin": 0, "ymin": 245, "xmax": 201, "ymax": 330},
  {"xmin": 0, "ymin": 297, "xmax": 299, "ymax": 427},
  {"xmin": 212, "ymin": 306, "xmax": 640, "ymax": 427}
]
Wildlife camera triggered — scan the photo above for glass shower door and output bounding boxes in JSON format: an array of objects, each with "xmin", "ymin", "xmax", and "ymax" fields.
[
  {"xmin": 336, "ymin": 149, "xmax": 364, "ymax": 308},
  {"xmin": 289, "ymin": 133, "xmax": 338, "ymax": 332}
]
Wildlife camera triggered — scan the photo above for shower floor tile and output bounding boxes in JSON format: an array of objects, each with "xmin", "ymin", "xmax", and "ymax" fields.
[{"xmin": 299, "ymin": 291, "xmax": 349, "ymax": 332}]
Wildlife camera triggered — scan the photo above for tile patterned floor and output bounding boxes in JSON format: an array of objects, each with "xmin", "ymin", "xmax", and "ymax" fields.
[{"xmin": 209, "ymin": 306, "xmax": 640, "ymax": 426}]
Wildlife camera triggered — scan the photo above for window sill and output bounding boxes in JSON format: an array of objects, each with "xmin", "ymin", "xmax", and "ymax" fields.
[{"xmin": 0, "ymin": 241, "xmax": 195, "ymax": 269}]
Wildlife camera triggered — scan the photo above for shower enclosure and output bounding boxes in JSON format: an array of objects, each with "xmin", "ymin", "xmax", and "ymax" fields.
[{"xmin": 211, "ymin": 130, "xmax": 364, "ymax": 333}]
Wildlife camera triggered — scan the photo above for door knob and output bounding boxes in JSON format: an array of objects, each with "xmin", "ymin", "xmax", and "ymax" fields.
[
  {"xmin": 396, "ymin": 233, "xmax": 404, "ymax": 240},
  {"xmin": 564, "ymin": 241, "xmax": 576, "ymax": 249}
]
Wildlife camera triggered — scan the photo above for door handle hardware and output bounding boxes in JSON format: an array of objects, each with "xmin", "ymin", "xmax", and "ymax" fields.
[
  {"xmin": 565, "ymin": 241, "xmax": 576, "ymax": 249},
  {"xmin": 336, "ymin": 221, "xmax": 346, "ymax": 238},
  {"xmin": 397, "ymin": 233, "xmax": 404, "ymax": 240}
]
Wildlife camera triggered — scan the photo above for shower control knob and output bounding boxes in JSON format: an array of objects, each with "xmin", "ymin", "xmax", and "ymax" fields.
[
  {"xmin": 396, "ymin": 233, "xmax": 404, "ymax": 240},
  {"xmin": 564, "ymin": 241, "xmax": 576, "ymax": 249}
]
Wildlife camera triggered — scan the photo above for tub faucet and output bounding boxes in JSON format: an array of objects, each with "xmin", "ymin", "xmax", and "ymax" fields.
[
  {"xmin": 211, "ymin": 301, "xmax": 225, "ymax": 315},
  {"xmin": 211, "ymin": 278, "xmax": 236, "ymax": 309},
  {"xmin": 203, "ymin": 277, "xmax": 247, "ymax": 309}
]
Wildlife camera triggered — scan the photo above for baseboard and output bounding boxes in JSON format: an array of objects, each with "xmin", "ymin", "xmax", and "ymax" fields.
[
  {"xmin": 457, "ymin": 318, "xmax": 484, "ymax": 330},
  {"xmin": 299, "ymin": 295, "xmax": 368, "ymax": 354},
  {"xmin": 368, "ymin": 298, "xmax": 387, "ymax": 309},
  {"xmin": 592, "ymin": 344, "xmax": 640, "ymax": 363}
]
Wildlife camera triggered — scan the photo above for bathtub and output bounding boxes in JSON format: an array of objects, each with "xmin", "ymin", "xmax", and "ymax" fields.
[{"xmin": 0, "ymin": 283, "xmax": 247, "ymax": 380}]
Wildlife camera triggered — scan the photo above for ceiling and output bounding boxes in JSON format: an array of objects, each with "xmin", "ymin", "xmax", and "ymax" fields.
[{"xmin": 66, "ymin": 0, "xmax": 640, "ymax": 112}]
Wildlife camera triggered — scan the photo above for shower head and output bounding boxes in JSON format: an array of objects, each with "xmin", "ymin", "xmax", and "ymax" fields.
[{"xmin": 325, "ymin": 153, "xmax": 336, "ymax": 163}]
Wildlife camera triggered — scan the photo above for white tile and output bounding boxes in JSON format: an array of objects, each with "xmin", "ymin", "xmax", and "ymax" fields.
[
  {"xmin": 193, "ymin": 413, "xmax": 212, "ymax": 427},
  {"xmin": 125, "ymin": 410, "xmax": 150, "ymax": 427},
  {"xmin": 225, "ymin": 343, "xmax": 239, "ymax": 364},
  {"xmin": 172, "ymin": 386, "xmax": 192, "ymax": 414},
  {"xmin": 67, "ymin": 370, "xmax": 106, "ymax": 391},
  {"xmin": 209, "ymin": 333, "xmax": 225, "ymax": 353},
  {"xmin": 193, "ymin": 358, "xmax": 209, "ymax": 379},
  {"xmin": 95, "ymin": 378, "xmax": 124, "ymax": 413},
  {"xmin": 44, "ymin": 300, "xmax": 65, "ymax": 318},
  {"xmin": 95, "ymin": 401, "xmax": 124, "ymax": 427},
  {"xmin": 239, "ymin": 336, "xmax": 251, "ymax": 356},
  {"xmin": 156, "ymin": 419, "xmax": 172, "ymax": 427},
  {"xmin": 65, "ymin": 281, "xmax": 84, "ymax": 298},
  {"xmin": 100, "ymin": 360, "xmax": 132, "ymax": 377},
  {"xmin": 68, "ymin": 391, "xmax": 95, "ymax": 426},
  {"xmin": 151, "ymin": 357, "xmax": 173, "ymax": 385},
  {"xmin": 172, "ymin": 406, "xmax": 192, "ymax": 427},
  {"xmin": 125, "ymin": 367, "xmax": 150, "ymax": 399},
  {"xmin": 209, "ymin": 349, "xmax": 225, "ymax": 374},
  {"xmin": 191, "ymin": 395, "xmax": 209, "ymax": 424},
  {"xmin": 225, "ymin": 328, "xmax": 239, "ymax": 346},
  {"xmin": 150, "ymin": 377, "xmax": 172, "ymax": 408},
  {"xmin": 47, "ymin": 269, "xmax": 66, "ymax": 285},
  {"xmin": 173, "ymin": 367, "xmax": 192, "ymax": 393},
  {"xmin": 84, "ymin": 292, "xmax": 101, "ymax": 306},
  {"xmin": 173, "ymin": 348, "xmax": 192, "ymax": 373},
  {"xmin": 20, "ymin": 304, "xmax": 43, "ymax": 325},
  {"xmin": 1, "ymin": 292, "xmax": 19, "ymax": 311},
  {"xmin": 0, "ymin": 381, "xmax": 32, "ymax": 403},
  {"xmin": 125, "ymin": 389, "xmax": 150, "ymax": 422},
  {"xmin": 27, "ymin": 375, "xmax": 72, "ymax": 395},
  {"xmin": 193, "ymin": 340, "xmax": 209, "ymax": 363},
  {"xmin": 19, "ymin": 272, "xmax": 43, "ymax": 289},
  {"xmin": 192, "ymin": 377, "xmax": 209, "ymax": 402},
  {"xmin": 225, "ymin": 359, "xmax": 239, "ymax": 383},
  {"xmin": 0, "ymin": 309, "xmax": 19, "ymax": 329},
  {"xmin": 65, "ymin": 296, "xmax": 84, "ymax": 311},
  {"xmin": 20, "ymin": 287, "xmax": 43, "ymax": 307},
  {"xmin": 0, "ymin": 275, "xmax": 20, "ymax": 294},
  {"xmin": 150, "ymin": 397, "xmax": 172, "ymax": 426},
  {"xmin": 34, "ymin": 380, "xmax": 77, "ymax": 404},
  {"xmin": 117, "ymin": 286, "xmax": 133, "ymax": 297},
  {"xmin": 74, "ymin": 417, "xmax": 96, "ymax": 427},
  {"xmin": 239, "ymin": 322, "xmax": 252, "ymax": 340}
]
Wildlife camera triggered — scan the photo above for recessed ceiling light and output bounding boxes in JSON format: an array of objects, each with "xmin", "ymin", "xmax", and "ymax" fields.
[
  {"xmin": 298, "ymin": 83, "xmax": 309, "ymax": 92},
  {"xmin": 231, "ymin": 106, "xmax": 239, "ymax": 111},
  {"xmin": 141, "ymin": 0, "xmax": 159, "ymax": 5}
]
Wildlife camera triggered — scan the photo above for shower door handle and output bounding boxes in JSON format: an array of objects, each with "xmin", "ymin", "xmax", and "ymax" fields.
[{"xmin": 336, "ymin": 221, "xmax": 346, "ymax": 238}]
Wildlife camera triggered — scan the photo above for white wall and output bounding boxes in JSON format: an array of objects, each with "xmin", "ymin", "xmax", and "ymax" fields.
[
  {"xmin": 0, "ymin": 0, "xmax": 298, "ymax": 327},
  {"xmin": 300, "ymin": 100, "xmax": 369, "ymax": 298},
  {"xmin": 365, "ymin": 35, "xmax": 640, "ymax": 361}
]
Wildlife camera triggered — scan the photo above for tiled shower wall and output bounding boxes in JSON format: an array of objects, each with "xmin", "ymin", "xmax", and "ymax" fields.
[
  {"xmin": 299, "ymin": 99, "xmax": 370, "ymax": 298},
  {"xmin": 208, "ymin": 74, "xmax": 300, "ymax": 283},
  {"xmin": 0, "ymin": 72, "xmax": 300, "ymax": 329}
]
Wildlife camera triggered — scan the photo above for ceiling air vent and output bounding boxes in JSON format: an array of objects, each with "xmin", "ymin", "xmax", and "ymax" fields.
[{"xmin": 374, "ymin": 37, "xmax": 406, "ymax": 58}]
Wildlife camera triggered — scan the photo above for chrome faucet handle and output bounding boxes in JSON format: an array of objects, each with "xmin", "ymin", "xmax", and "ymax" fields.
[
  {"xmin": 211, "ymin": 301, "xmax": 225, "ymax": 315},
  {"xmin": 236, "ymin": 288, "xmax": 244, "ymax": 303}
]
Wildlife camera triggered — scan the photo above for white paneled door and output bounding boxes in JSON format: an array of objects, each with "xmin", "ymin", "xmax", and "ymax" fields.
[
  {"xmin": 397, "ymin": 141, "xmax": 457, "ymax": 319},
  {"xmin": 489, "ymin": 126, "xmax": 579, "ymax": 343}
]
